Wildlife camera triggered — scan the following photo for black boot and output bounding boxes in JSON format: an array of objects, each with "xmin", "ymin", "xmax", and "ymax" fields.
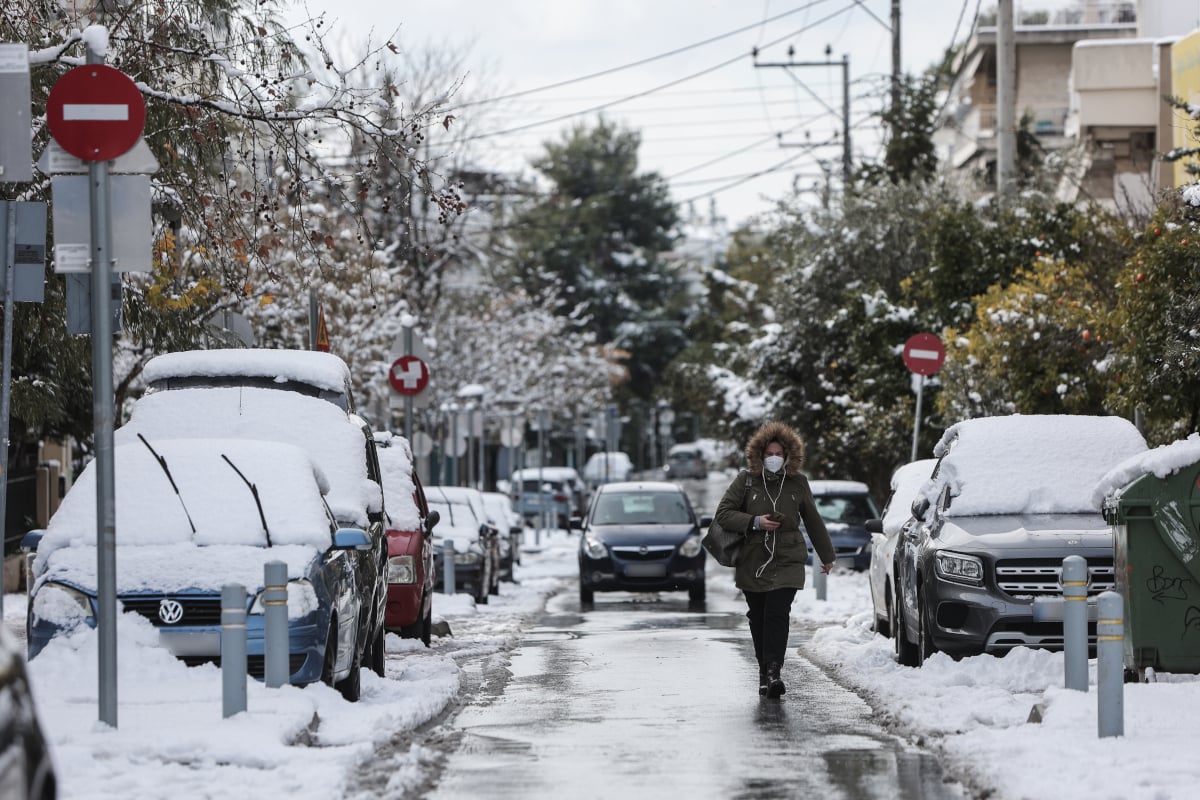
[
  {"xmin": 758, "ymin": 664, "xmax": 769, "ymax": 696},
  {"xmin": 766, "ymin": 662, "xmax": 785, "ymax": 698}
]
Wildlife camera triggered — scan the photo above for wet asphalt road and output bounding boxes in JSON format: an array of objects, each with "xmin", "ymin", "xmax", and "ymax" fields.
[{"xmin": 421, "ymin": 587, "xmax": 963, "ymax": 800}]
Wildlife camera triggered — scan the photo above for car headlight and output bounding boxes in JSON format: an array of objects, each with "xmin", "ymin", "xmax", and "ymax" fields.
[
  {"xmin": 582, "ymin": 535, "xmax": 607, "ymax": 560},
  {"xmin": 388, "ymin": 554, "xmax": 417, "ymax": 584},
  {"xmin": 678, "ymin": 534, "xmax": 703, "ymax": 558},
  {"xmin": 31, "ymin": 582, "xmax": 93, "ymax": 627},
  {"xmin": 453, "ymin": 551, "xmax": 481, "ymax": 566},
  {"xmin": 250, "ymin": 579, "xmax": 315, "ymax": 618},
  {"xmin": 935, "ymin": 551, "xmax": 984, "ymax": 585}
]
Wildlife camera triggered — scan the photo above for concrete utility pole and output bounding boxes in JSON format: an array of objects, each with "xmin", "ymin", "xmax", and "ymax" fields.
[
  {"xmin": 996, "ymin": 0, "xmax": 1017, "ymax": 199},
  {"xmin": 891, "ymin": 0, "xmax": 901, "ymax": 118},
  {"xmin": 755, "ymin": 53, "xmax": 852, "ymax": 184}
]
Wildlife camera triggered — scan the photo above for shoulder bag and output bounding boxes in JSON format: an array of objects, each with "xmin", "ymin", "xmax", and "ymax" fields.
[{"xmin": 702, "ymin": 473, "xmax": 753, "ymax": 567}]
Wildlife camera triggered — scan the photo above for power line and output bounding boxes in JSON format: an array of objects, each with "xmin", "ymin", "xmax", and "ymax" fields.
[
  {"xmin": 447, "ymin": 1, "xmax": 837, "ymax": 110},
  {"xmin": 457, "ymin": 0, "xmax": 861, "ymax": 143}
]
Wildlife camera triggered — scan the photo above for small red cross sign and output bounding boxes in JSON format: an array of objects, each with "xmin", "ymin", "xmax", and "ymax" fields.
[{"xmin": 389, "ymin": 355, "xmax": 429, "ymax": 396}]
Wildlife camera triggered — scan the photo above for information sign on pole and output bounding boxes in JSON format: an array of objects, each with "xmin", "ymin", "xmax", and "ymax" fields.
[{"xmin": 0, "ymin": 44, "xmax": 33, "ymax": 183}]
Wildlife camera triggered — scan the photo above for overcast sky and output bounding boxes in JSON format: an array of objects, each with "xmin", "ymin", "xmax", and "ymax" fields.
[{"xmin": 287, "ymin": 1, "xmax": 1068, "ymax": 228}]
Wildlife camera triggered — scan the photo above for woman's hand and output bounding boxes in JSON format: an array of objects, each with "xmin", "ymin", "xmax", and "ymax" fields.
[
  {"xmin": 820, "ymin": 562, "xmax": 834, "ymax": 574},
  {"xmin": 757, "ymin": 514, "xmax": 781, "ymax": 531}
]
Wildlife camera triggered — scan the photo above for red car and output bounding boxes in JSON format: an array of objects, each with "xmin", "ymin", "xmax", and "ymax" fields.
[{"xmin": 374, "ymin": 432, "xmax": 439, "ymax": 645}]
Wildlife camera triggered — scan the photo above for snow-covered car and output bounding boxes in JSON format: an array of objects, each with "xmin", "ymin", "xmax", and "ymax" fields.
[
  {"xmin": 510, "ymin": 467, "xmax": 586, "ymax": 528},
  {"xmin": 25, "ymin": 439, "xmax": 375, "ymax": 701},
  {"xmin": 0, "ymin": 623, "xmax": 55, "ymax": 799},
  {"xmin": 893, "ymin": 415, "xmax": 1148, "ymax": 665},
  {"xmin": 572, "ymin": 481, "xmax": 711, "ymax": 606},
  {"xmin": 481, "ymin": 490, "xmax": 523, "ymax": 580},
  {"xmin": 374, "ymin": 432, "xmax": 439, "ymax": 646},
  {"xmin": 866, "ymin": 459, "xmax": 936, "ymax": 639},
  {"xmin": 583, "ymin": 451, "xmax": 634, "ymax": 487},
  {"xmin": 115, "ymin": 352, "xmax": 389, "ymax": 678},
  {"xmin": 805, "ymin": 480, "xmax": 880, "ymax": 571},
  {"xmin": 425, "ymin": 486, "xmax": 501, "ymax": 603}
]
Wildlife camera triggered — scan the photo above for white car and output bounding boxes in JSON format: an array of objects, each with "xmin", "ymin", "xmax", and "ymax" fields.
[{"xmin": 867, "ymin": 459, "xmax": 936, "ymax": 638}]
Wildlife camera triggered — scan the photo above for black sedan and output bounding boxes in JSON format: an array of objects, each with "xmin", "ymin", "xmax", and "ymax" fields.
[{"xmin": 571, "ymin": 481, "xmax": 712, "ymax": 606}]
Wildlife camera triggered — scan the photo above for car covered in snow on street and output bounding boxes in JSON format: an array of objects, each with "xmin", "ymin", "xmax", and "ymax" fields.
[
  {"xmin": 510, "ymin": 467, "xmax": 586, "ymax": 528},
  {"xmin": 113, "ymin": 350, "xmax": 390, "ymax": 679},
  {"xmin": 425, "ymin": 486, "xmax": 501, "ymax": 603},
  {"xmin": 866, "ymin": 459, "xmax": 936, "ymax": 640},
  {"xmin": 482, "ymin": 491, "xmax": 523, "ymax": 581},
  {"xmin": 374, "ymin": 432, "xmax": 439, "ymax": 646},
  {"xmin": 806, "ymin": 480, "xmax": 880, "ymax": 572},
  {"xmin": 25, "ymin": 438, "xmax": 376, "ymax": 701},
  {"xmin": 892, "ymin": 415, "xmax": 1148, "ymax": 665}
]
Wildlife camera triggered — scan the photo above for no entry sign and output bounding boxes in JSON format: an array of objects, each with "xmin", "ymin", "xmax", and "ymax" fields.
[
  {"xmin": 389, "ymin": 355, "xmax": 429, "ymax": 396},
  {"xmin": 47, "ymin": 65, "xmax": 145, "ymax": 162},
  {"xmin": 902, "ymin": 333, "xmax": 946, "ymax": 376}
]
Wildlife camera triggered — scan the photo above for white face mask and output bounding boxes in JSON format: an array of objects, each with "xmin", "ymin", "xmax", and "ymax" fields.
[{"xmin": 764, "ymin": 455, "xmax": 785, "ymax": 473}]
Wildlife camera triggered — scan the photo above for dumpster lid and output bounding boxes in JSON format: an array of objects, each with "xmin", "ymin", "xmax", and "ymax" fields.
[{"xmin": 1093, "ymin": 432, "xmax": 1200, "ymax": 508}]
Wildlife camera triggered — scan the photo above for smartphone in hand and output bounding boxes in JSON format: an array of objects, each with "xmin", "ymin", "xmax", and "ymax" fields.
[{"xmin": 768, "ymin": 513, "xmax": 784, "ymax": 523}]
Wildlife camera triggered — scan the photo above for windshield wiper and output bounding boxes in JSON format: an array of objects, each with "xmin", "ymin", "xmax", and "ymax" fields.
[
  {"xmin": 220, "ymin": 454, "xmax": 272, "ymax": 546},
  {"xmin": 137, "ymin": 434, "xmax": 197, "ymax": 536}
]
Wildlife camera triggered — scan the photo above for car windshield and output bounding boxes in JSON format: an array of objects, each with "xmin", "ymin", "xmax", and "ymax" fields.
[
  {"xmin": 593, "ymin": 491, "xmax": 689, "ymax": 525},
  {"xmin": 814, "ymin": 494, "xmax": 876, "ymax": 525},
  {"xmin": 429, "ymin": 499, "xmax": 476, "ymax": 529}
]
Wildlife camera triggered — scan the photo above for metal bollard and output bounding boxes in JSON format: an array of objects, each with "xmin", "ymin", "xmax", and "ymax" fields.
[
  {"xmin": 443, "ymin": 541, "xmax": 456, "ymax": 595},
  {"xmin": 1097, "ymin": 590, "xmax": 1124, "ymax": 738},
  {"xmin": 1062, "ymin": 555, "xmax": 1088, "ymax": 692},
  {"xmin": 814, "ymin": 565, "xmax": 827, "ymax": 601},
  {"xmin": 263, "ymin": 561, "xmax": 289, "ymax": 689},
  {"xmin": 221, "ymin": 583, "xmax": 247, "ymax": 718}
]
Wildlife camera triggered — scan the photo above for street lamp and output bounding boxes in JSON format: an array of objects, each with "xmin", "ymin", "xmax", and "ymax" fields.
[{"xmin": 457, "ymin": 384, "xmax": 486, "ymax": 490}]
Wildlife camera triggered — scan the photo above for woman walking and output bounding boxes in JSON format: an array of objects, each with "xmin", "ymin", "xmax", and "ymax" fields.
[{"xmin": 714, "ymin": 421, "xmax": 836, "ymax": 698}]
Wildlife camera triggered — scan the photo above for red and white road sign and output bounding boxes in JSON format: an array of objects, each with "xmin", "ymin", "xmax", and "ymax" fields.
[
  {"xmin": 902, "ymin": 333, "xmax": 946, "ymax": 376},
  {"xmin": 389, "ymin": 355, "xmax": 429, "ymax": 396},
  {"xmin": 46, "ymin": 65, "xmax": 145, "ymax": 162}
]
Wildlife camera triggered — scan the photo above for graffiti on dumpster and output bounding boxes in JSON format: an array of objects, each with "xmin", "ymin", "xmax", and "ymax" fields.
[
  {"xmin": 1153, "ymin": 498, "xmax": 1199, "ymax": 564},
  {"xmin": 1184, "ymin": 606, "xmax": 1200, "ymax": 639},
  {"xmin": 1147, "ymin": 565, "xmax": 1193, "ymax": 604}
]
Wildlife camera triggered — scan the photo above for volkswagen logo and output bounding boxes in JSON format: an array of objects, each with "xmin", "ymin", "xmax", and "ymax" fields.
[{"xmin": 158, "ymin": 598, "xmax": 184, "ymax": 625}]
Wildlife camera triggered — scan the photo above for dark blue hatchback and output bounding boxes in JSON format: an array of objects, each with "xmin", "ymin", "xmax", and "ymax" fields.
[{"xmin": 572, "ymin": 481, "xmax": 712, "ymax": 606}]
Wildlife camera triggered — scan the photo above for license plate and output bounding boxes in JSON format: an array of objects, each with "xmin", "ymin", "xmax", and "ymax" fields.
[{"xmin": 624, "ymin": 563, "xmax": 666, "ymax": 578}]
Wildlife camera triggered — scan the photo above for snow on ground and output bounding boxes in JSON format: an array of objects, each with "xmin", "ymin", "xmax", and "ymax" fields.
[{"xmin": 7, "ymin": 528, "xmax": 1199, "ymax": 800}]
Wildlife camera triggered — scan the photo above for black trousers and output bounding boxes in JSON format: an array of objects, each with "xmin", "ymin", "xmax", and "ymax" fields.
[{"xmin": 744, "ymin": 587, "xmax": 797, "ymax": 668}]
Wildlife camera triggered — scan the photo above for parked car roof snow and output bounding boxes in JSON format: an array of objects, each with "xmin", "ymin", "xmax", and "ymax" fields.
[
  {"xmin": 373, "ymin": 432, "xmax": 423, "ymax": 531},
  {"xmin": 923, "ymin": 414, "xmax": 1148, "ymax": 516},
  {"xmin": 143, "ymin": 349, "xmax": 352, "ymax": 395},
  {"xmin": 116, "ymin": 386, "xmax": 381, "ymax": 526}
]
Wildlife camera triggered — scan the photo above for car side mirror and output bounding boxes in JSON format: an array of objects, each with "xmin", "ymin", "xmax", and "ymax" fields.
[
  {"xmin": 910, "ymin": 495, "xmax": 930, "ymax": 521},
  {"xmin": 699, "ymin": 515, "xmax": 713, "ymax": 528},
  {"xmin": 21, "ymin": 530, "xmax": 44, "ymax": 552},
  {"xmin": 865, "ymin": 518, "xmax": 882, "ymax": 534},
  {"xmin": 333, "ymin": 528, "xmax": 372, "ymax": 551},
  {"xmin": 424, "ymin": 509, "xmax": 440, "ymax": 534}
]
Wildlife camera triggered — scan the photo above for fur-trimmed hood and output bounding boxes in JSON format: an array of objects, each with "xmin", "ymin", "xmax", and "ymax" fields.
[{"xmin": 745, "ymin": 421, "xmax": 806, "ymax": 476}]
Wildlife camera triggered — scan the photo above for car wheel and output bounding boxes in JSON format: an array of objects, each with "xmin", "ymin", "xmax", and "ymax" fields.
[
  {"xmin": 399, "ymin": 590, "xmax": 429, "ymax": 645},
  {"xmin": 367, "ymin": 620, "xmax": 386, "ymax": 677},
  {"xmin": 877, "ymin": 585, "xmax": 891, "ymax": 639},
  {"xmin": 420, "ymin": 598, "xmax": 433, "ymax": 647},
  {"xmin": 320, "ymin": 619, "xmax": 338, "ymax": 688},
  {"xmin": 335, "ymin": 639, "xmax": 363, "ymax": 702},
  {"xmin": 916, "ymin": 586, "xmax": 937, "ymax": 667},
  {"xmin": 688, "ymin": 582, "xmax": 706, "ymax": 603},
  {"xmin": 579, "ymin": 583, "xmax": 594, "ymax": 607},
  {"xmin": 893, "ymin": 588, "xmax": 919, "ymax": 667}
]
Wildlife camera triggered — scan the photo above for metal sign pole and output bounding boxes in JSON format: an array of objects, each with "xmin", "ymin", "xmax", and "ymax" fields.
[
  {"xmin": 910, "ymin": 374, "xmax": 924, "ymax": 463},
  {"xmin": 86, "ymin": 45, "xmax": 119, "ymax": 730},
  {"xmin": 0, "ymin": 203, "xmax": 15, "ymax": 612},
  {"xmin": 403, "ymin": 324, "xmax": 413, "ymax": 442}
]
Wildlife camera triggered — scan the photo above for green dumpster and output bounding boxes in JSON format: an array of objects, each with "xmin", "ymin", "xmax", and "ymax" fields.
[{"xmin": 1104, "ymin": 447, "xmax": 1200, "ymax": 675}]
